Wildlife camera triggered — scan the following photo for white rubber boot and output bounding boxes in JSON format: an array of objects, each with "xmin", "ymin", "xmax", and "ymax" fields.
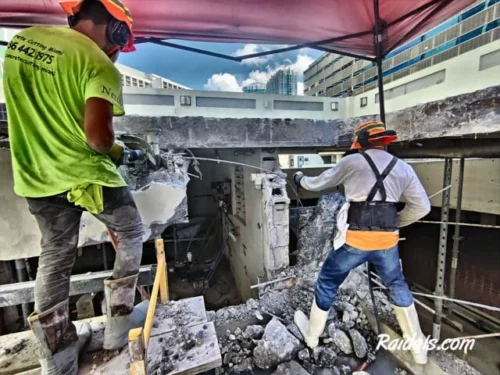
[
  {"xmin": 393, "ymin": 303, "xmax": 428, "ymax": 365},
  {"xmin": 103, "ymin": 273, "xmax": 149, "ymax": 350},
  {"xmin": 29, "ymin": 300, "xmax": 91, "ymax": 375},
  {"xmin": 294, "ymin": 298, "xmax": 329, "ymax": 349}
]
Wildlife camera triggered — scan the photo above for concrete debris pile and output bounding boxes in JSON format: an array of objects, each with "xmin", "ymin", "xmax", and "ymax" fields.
[{"xmin": 211, "ymin": 277, "xmax": 384, "ymax": 375}]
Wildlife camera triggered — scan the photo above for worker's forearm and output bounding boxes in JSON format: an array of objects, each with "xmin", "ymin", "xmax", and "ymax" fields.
[
  {"xmin": 87, "ymin": 136, "xmax": 115, "ymax": 154},
  {"xmin": 300, "ymin": 167, "xmax": 342, "ymax": 192},
  {"xmin": 399, "ymin": 204, "xmax": 431, "ymax": 227},
  {"xmin": 300, "ymin": 176, "xmax": 331, "ymax": 191}
]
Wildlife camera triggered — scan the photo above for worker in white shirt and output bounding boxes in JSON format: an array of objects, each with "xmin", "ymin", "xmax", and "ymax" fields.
[{"xmin": 293, "ymin": 121, "xmax": 431, "ymax": 365}]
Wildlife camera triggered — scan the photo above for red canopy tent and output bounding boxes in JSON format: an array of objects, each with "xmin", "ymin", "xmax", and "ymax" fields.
[{"xmin": 0, "ymin": 0, "xmax": 475, "ymax": 120}]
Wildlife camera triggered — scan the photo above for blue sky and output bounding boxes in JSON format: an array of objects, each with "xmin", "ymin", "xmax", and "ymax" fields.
[{"xmin": 118, "ymin": 41, "xmax": 322, "ymax": 94}]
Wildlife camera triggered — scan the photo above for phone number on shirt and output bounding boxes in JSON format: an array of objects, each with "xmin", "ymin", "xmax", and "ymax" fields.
[{"xmin": 8, "ymin": 42, "xmax": 55, "ymax": 65}]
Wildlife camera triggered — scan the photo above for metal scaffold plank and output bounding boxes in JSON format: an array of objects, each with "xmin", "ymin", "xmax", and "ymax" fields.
[{"xmin": 0, "ymin": 266, "xmax": 154, "ymax": 308}]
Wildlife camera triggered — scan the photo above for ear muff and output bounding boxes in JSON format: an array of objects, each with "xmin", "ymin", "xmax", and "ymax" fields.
[
  {"xmin": 106, "ymin": 19, "xmax": 130, "ymax": 50},
  {"xmin": 67, "ymin": 15, "xmax": 77, "ymax": 27},
  {"xmin": 358, "ymin": 130, "xmax": 370, "ymax": 148}
]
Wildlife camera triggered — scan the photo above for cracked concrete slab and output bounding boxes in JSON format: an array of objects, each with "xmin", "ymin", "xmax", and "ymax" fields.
[{"xmin": 114, "ymin": 86, "xmax": 500, "ymax": 149}]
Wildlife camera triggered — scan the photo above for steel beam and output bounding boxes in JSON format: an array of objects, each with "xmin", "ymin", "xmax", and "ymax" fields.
[
  {"xmin": 432, "ymin": 158, "xmax": 453, "ymax": 340},
  {"xmin": 447, "ymin": 158, "xmax": 465, "ymax": 316},
  {"xmin": 373, "ymin": 0, "xmax": 386, "ymax": 124},
  {"xmin": 0, "ymin": 266, "xmax": 154, "ymax": 307}
]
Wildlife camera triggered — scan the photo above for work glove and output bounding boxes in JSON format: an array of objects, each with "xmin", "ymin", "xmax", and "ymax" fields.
[
  {"xmin": 107, "ymin": 142, "xmax": 144, "ymax": 166},
  {"xmin": 293, "ymin": 171, "xmax": 304, "ymax": 187}
]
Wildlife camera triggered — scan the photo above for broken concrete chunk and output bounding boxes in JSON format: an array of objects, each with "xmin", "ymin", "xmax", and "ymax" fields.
[
  {"xmin": 336, "ymin": 301, "xmax": 356, "ymax": 312},
  {"xmin": 246, "ymin": 298, "xmax": 260, "ymax": 310},
  {"xmin": 328, "ymin": 324, "xmax": 353, "ymax": 355},
  {"xmin": 313, "ymin": 346, "xmax": 337, "ymax": 368},
  {"xmin": 231, "ymin": 357, "xmax": 254, "ymax": 374},
  {"xmin": 340, "ymin": 364, "xmax": 352, "ymax": 374},
  {"xmin": 349, "ymin": 329, "xmax": 368, "ymax": 359},
  {"xmin": 253, "ymin": 318, "xmax": 301, "ymax": 369},
  {"xmin": 298, "ymin": 348, "xmax": 310, "ymax": 362},
  {"xmin": 286, "ymin": 323, "xmax": 304, "ymax": 341},
  {"xmin": 271, "ymin": 360, "xmax": 311, "ymax": 375},
  {"xmin": 342, "ymin": 311, "xmax": 351, "ymax": 324},
  {"xmin": 243, "ymin": 325, "xmax": 264, "ymax": 340}
]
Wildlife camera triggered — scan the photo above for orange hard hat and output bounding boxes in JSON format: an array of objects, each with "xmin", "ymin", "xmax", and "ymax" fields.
[
  {"xmin": 350, "ymin": 120, "xmax": 397, "ymax": 150},
  {"xmin": 60, "ymin": 0, "xmax": 135, "ymax": 52}
]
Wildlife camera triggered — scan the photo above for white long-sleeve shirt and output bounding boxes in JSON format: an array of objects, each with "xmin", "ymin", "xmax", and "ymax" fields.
[{"xmin": 301, "ymin": 149, "xmax": 431, "ymax": 227}]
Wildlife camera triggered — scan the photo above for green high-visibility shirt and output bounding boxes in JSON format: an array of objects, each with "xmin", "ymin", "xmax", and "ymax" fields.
[{"xmin": 3, "ymin": 26, "xmax": 126, "ymax": 198}]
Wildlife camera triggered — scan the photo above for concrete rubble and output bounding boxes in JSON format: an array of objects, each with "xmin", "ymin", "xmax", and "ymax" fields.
[
  {"xmin": 210, "ymin": 266, "xmax": 385, "ymax": 374},
  {"xmin": 290, "ymin": 191, "xmax": 346, "ymax": 266},
  {"xmin": 253, "ymin": 317, "xmax": 301, "ymax": 369},
  {"xmin": 204, "ymin": 189, "xmax": 487, "ymax": 375}
]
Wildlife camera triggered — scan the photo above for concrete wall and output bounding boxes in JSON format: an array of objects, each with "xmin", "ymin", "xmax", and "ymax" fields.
[
  {"xmin": 351, "ymin": 41, "xmax": 500, "ymax": 117},
  {"xmin": 122, "ymin": 87, "xmax": 346, "ymax": 120}
]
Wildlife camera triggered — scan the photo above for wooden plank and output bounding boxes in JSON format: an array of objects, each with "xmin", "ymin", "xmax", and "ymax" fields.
[
  {"xmin": 155, "ymin": 238, "xmax": 169, "ymax": 303},
  {"xmin": 143, "ymin": 260, "xmax": 165, "ymax": 348},
  {"xmin": 151, "ymin": 297, "xmax": 207, "ymax": 337},
  {"xmin": 146, "ymin": 322, "xmax": 221, "ymax": 375},
  {"xmin": 0, "ymin": 266, "xmax": 154, "ymax": 307}
]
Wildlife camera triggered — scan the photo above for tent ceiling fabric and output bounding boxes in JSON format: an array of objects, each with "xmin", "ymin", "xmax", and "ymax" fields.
[{"xmin": 0, "ymin": 0, "xmax": 475, "ymax": 57}]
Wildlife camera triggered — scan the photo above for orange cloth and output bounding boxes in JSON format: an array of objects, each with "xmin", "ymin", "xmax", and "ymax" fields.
[{"xmin": 346, "ymin": 230, "xmax": 399, "ymax": 251}]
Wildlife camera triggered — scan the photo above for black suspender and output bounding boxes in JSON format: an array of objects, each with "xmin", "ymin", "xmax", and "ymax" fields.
[{"xmin": 359, "ymin": 151, "xmax": 398, "ymax": 202}]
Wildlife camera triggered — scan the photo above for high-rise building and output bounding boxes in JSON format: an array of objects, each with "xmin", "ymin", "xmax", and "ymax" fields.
[
  {"xmin": 304, "ymin": 0, "xmax": 500, "ymax": 99},
  {"xmin": 266, "ymin": 68, "xmax": 298, "ymax": 96},
  {"xmin": 243, "ymin": 83, "xmax": 267, "ymax": 94}
]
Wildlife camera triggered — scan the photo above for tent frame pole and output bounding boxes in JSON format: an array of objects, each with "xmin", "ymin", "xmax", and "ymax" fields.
[{"xmin": 373, "ymin": 0, "xmax": 386, "ymax": 124}]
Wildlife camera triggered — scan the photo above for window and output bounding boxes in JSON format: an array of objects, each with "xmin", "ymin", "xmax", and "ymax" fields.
[
  {"xmin": 180, "ymin": 95, "xmax": 192, "ymax": 106},
  {"xmin": 360, "ymin": 96, "xmax": 368, "ymax": 107},
  {"xmin": 132, "ymin": 78, "xmax": 137, "ymax": 86},
  {"xmin": 163, "ymin": 82, "xmax": 168, "ymax": 89},
  {"xmin": 145, "ymin": 82, "xmax": 151, "ymax": 88},
  {"xmin": 479, "ymin": 49, "xmax": 500, "ymax": 71},
  {"xmin": 330, "ymin": 101, "xmax": 339, "ymax": 111},
  {"xmin": 139, "ymin": 80, "xmax": 144, "ymax": 87},
  {"xmin": 125, "ymin": 76, "xmax": 131, "ymax": 86},
  {"xmin": 0, "ymin": 103, "xmax": 7, "ymax": 121}
]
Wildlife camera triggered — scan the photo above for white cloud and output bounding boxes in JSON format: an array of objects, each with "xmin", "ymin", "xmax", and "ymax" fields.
[
  {"xmin": 233, "ymin": 44, "xmax": 272, "ymax": 66},
  {"xmin": 204, "ymin": 73, "xmax": 242, "ymax": 92},
  {"xmin": 205, "ymin": 52, "xmax": 316, "ymax": 95},
  {"xmin": 289, "ymin": 54, "xmax": 315, "ymax": 75}
]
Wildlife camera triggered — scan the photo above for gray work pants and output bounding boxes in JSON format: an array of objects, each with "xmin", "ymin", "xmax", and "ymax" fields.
[{"xmin": 27, "ymin": 187, "xmax": 144, "ymax": 313}]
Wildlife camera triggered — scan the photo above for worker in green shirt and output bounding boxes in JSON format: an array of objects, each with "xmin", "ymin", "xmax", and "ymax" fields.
[{"xmin": 3, "ymin": 0, "xmax": 148, "ymax": 373}]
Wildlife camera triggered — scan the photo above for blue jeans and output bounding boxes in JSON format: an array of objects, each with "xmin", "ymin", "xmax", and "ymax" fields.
[{"xmin": 315, "ymin": 244, "xmax": 413, "ymax": 311}]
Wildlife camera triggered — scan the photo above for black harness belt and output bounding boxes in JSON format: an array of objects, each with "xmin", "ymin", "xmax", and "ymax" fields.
[{"xmin": 347, "ymin": 151, "xmax": 399, "ymax": 232}]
